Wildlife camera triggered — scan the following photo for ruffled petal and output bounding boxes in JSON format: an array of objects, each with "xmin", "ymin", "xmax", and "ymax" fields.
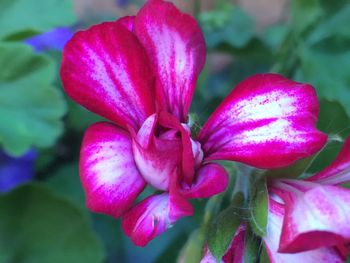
[
  {"xmin": 308, "ymin": 136, "xmax": 350, "ymax": 185},
  {"xmin": 80, "ymin": 122, "xmax": 145, "ymax": 218},
  {"xmin": 132, "ymin": 114, "xmax": 182, "ymax": 191},
  {"xmin": 198, "ymin": 74, "xmax": 327, "ymax": 169},
  {"xmin": 263, "ymin": 198, "xmax": 342, "ymax": 263},
  {"xmin": 200, "ymin": 224, "xmax": 246, "ymax": 263},
  {"xmin": 277, "ymin": 183, "xmax": 350, "ymax": 253},
  {"xmin": 158, "ymin": 112, "xmax": 196, "ymax": 184},
  {"xmin": 135, "ymin": 0, "xmax": 206, "ymax": 122},
  {"xmin": 121, "ymin": 193, "xmax": 193, "ymax": 246},
  {"xmin": 131, "ymin": 112, "xmax": 196, "ymax": 190},
  {"xmin": 60, "ymin": 21, "xmax": 155, "ymax": 130},
  {"xmin": 181, "ymin": 163, "xmax": 229, "ymax": 199}
]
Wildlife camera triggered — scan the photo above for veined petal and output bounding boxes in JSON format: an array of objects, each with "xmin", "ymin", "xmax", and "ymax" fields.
[
  {"xmin": 135, "ymin": 0, "xmax": 206, "ymax": 122},
  {"xmin": 80, "ymin": 122, "xmax": 145, "ymax": 218},
  {"xmin": 263, "ymin": 198, "xmax": 342, "ymax": 263},
  {"xmin": 60, "ymin": 21, "xmax": 155, "ymax": 130},
  {"xmin": 181, "ymin": 163, "xmax": 229, "ymax": 199},
  {"xmin": 200, "ymin": 224, "xmax": 246, "ymax": 263},
  {"xmin": 278, "ymin": 184, "xmax": 350, "ymax": 253},
  {"xmin": 308, "ymin": 136, "xmax": 350, "ymax": 185},
  {"xmin": 121, "ymin": 193, "xmax": 193, "ymax": 247},
  {"xmin": 198, "ymin": 74, "xmax": 327, "ymax": 169}
]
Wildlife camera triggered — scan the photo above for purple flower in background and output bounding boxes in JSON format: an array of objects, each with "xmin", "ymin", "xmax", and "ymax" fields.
[
  {"xmin": 115, "ymin": 0, "xmax": 129, "ymax": 7},
  {"xmin": 0, "ymin": 150, "xmax": 37, "ymax": 193},
  {"xmin": 25, "ymin": 27, "xmax": 73, "ymax": 52}
]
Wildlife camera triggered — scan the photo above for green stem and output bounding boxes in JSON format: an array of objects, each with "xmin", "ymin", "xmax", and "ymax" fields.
[{"xmin": 232, "ymin": 165, "xmax": 251, "ymax": 202}]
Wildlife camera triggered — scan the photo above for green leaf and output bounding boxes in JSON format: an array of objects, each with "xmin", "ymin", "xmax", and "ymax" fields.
[
  {"xmin": 0, "ymin": 0, "xmax": 75, "ymax": 40},
  {"xmin": 306, "ymin": 3, "xmax": 350, "ymax": 45},
  {"xmin": 308, "ymin": 140, "xmax": 343, "ymax": 174},
  {"xmin": 259, "ymin": 244, "xmax": 271, "ymax": 263},
  {"xmin": 290, "ymin": 0, "xmax": 322, "ymax": 34},
  {"xmin": 264, "ymin": 155, "xmax": 315, "ymax": 179},
  {"xmin": 294, "ymin": 3, "xmax": 350, "ymax": 117},
  {"xmin": 261, "ymin": 25, "xmax": 289, "ymax": 50},
  {"xmin": 199, "ymin": 3, "xmax": 254, "ymax": 49},
  {"xmin": 207, "ymin": 205, "xmax": 241, "ymax": 261},
  {"xmin": 0, "ymin": 184, "xmax": 105, "ymax": 263},
  {"xmin": 92, "ymin": 214, "xmax": 127, "ymax": 263},
  {"xmin": 0, "ymin": 43, "xmax": 66, "ymax": 156},
  {"xmin": 318, "ymin": 99, "xmax": 350, "ymax": 139},
  {"xmin": 66, "ymin": 101, "xmax": 105, "ymax": 132},
  {"xmin": 248, "ymin": 176, "xmax": 268, "ymax": 236},
  {"xmin": 243, "ymin": 230, "xmax": 260, "ymax": 263},
  {"xmin": 296, "ymin": 45, "xmax": 350, "ymax": 117},
  {"xmin": 177, "ymin": 230, "xmax": 206, "ymax": 263},
  {"xmin": 45, "ymin": 163, "xmax": 86, "ymax": 208}
]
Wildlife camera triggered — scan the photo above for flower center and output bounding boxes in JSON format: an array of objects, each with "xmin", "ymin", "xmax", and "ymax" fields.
[{"xmin": 132, "ymin": 113, "xmax": 203, "ymax": 191}]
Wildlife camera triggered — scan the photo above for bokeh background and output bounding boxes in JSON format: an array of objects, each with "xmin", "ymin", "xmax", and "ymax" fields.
[{"xmin": 0, "ymin": 0, "xmax": 350, "ymax": 262}]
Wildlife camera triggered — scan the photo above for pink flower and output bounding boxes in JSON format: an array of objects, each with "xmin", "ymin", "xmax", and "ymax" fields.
[
  {"xmin": 60, "ymin": 0, "xmax": 326, "ymax": 246},
  {"xmin": 263, "ymin": 136, "xmax": 350, "ymax": 262}
]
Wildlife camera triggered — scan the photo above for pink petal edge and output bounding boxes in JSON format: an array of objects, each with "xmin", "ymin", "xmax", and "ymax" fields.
[
  {"xmin": 263, "ymin": 198, "xmax": 343, "ymax": 263},
  {"xmin": 181, "ymin": 163, "xmax": 229, "ymax": 199},
  {"xmin": 121, "ymin": 193, "xmax": 193, "ymax": 246},
  {"xmin": 198, "ymin": 74, "xmax": 327, "ymax": 169},
  {"xmin": 277, "ymin": 183, "xmax": 350, "ymax": 254}
]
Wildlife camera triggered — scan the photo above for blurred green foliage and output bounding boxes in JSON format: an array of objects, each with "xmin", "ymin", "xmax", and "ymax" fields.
[
  {"xmin": 0, "ymin": 43, "xmax": 66, "ymax": 156},
  {"xmin": 0, "ymin": 0, "xmax": 350, "ymax": 262},
  {"xmin": 0, "ymin": 0, "xmax": 75, "ymax": 40},
  {"xmin": 0, "ymin": 184, "xmax": 104, "ymax": 263}
]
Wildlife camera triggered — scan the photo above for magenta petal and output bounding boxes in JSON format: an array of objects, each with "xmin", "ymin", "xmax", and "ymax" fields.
[
  {"xmin": 60, "ymin": 21, "xmax": 155, "ymax": 130},
  {"xmin": 132, "ymin": 112, "xmax": 197, "ymax": 190},
  {"xmin": 198, "ymin": 74, "xmax": 327, "ymax": 169},
  {"xmin": 200, "ymin": 246, "xmax": 218, "ymax": 263},
  {"xmin": 132, "ymin": 114, "xmax": 183, "ymax": 191},
  {"xmin": 263, "ymin": 199, "xmax": 342, "ymax": 263},
  {"xmin": 121, "ymin": 193, "xmax": 193, "ymax": 247},
  {"xmin": 181, "ymin": 163, "xmax": 229, "ymax": 199},
  {"xmin": 278, "ymin": 184, "xmax": 350, "ymax": 253},
  {"xmin": 158, "ymin": 112, "xmax": 196, "ymax": 185},
  {"xmin": 80, "ymin": 122, "xmax": 145, "ymax": 218},
  {"xmin": 116, "ymin": 16, "xmax": 135, "ymax": 31},
  {"xmin": 135, "ymin": 0, "xmax": 206, "ymax": 122},
  {"xmin": 308, "ymin": 136, "xmax": 350, "ymax": 185},
  {"xmin": 221, "ymin": 224, "xmax": 246, "ymax": 263}
]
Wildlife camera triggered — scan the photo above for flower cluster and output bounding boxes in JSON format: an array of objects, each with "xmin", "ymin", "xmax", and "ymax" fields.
[
  {"xmin": 202, "ymin": 137, "xmax": 350, "ymax": 262},
  {"xmin": 264, "ymin": 136, "xmax": 350, "ymax": 262},
  {"xmin": 60, "ymin": 0, "xmax": 329, "ymax": 249}
]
